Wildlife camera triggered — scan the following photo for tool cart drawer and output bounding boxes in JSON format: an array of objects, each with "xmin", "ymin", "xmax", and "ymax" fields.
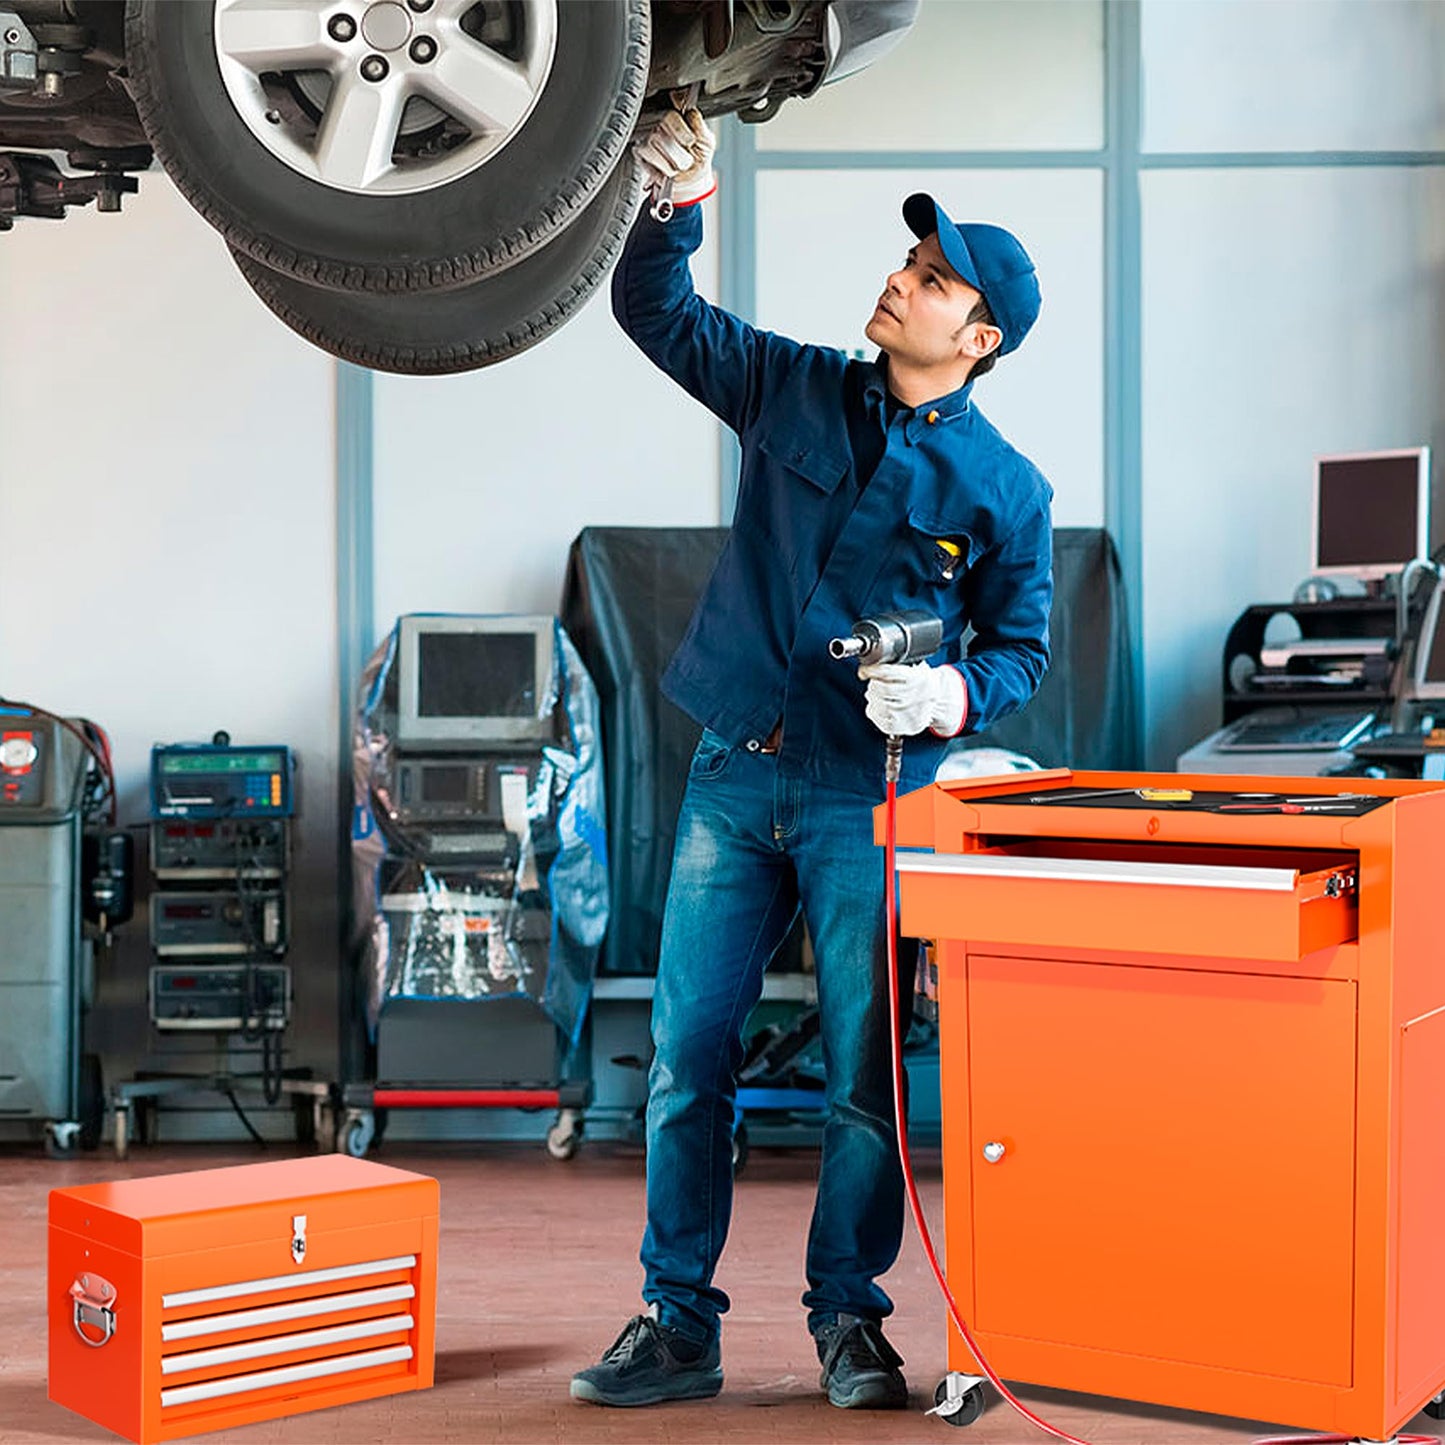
[
  {"xmin": 49, "ymin": 1155, "xmax": 438, "ymax": 1443},
  {"xmin": 896, "ymin": 845, "xmax": 1358, "ymax": 962}
]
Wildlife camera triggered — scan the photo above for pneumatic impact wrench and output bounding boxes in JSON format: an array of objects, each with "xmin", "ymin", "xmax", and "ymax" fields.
[{"xmin": 828, "ymin": 609, "xmax": 944, "ymax": 784}]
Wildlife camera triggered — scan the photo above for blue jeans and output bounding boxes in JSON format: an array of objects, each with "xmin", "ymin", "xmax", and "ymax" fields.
[{"xmin": 640, "ymin": 731, "xmax": 905, "ymax": 1345}]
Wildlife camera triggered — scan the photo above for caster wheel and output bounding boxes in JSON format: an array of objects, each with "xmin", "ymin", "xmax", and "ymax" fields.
[
  {"xmin": 341, "ymin": 1111, "xmax": 375, "ymax": 1158},
  {"xmin": 934, "ymin": 1379, "xmax": 985, "ymax": 1427},
  {"xmin": 1425, "ymin": 1390, "xmax": 1445, "ymax": 1419},
  {"xmin": 546, "ymin": 1123, "xmax": 580, "ymax": 1160},
  {"xmin": 731, "ymin": 1122, "xmax": 749, "ymax": 1174},
  {"xmin": 45, "ymin": 1121, "xmax": 80, "ymax": 1159}
]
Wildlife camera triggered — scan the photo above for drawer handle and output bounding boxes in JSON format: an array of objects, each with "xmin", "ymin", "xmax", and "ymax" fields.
[
  {"xmin": 982, "ymin": 1141, "xmax": 1006, "ymax": 1164},
  {"xmin": 70, "ymin": 1272, "xmax": 117, "ymax": 1348}
]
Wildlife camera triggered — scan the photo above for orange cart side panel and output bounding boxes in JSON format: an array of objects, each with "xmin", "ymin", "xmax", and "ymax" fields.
[{"xmin": 1387, "ymin": 795, "xmax": 1445, "ymax": 1422}]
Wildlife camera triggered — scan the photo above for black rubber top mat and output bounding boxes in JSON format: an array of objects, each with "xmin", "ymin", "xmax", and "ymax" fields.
[{"xmin": 966, "ymin": 785, "xmax": 1392, "ymax": 817}]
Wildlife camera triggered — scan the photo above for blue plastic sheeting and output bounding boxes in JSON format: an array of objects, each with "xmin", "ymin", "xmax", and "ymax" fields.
[{"xmin": 349, "ymin": 615, "xmax": 607, "ymax": 1046}]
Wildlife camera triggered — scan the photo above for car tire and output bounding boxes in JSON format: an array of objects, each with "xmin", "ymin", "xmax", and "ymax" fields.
[
  {"xmin": 124, "ymin": 0, "xmax": 649, "ymax": 293},
  {"xmin": 230, "ymin": 155, "xmax": 642, "ymax": 372}
]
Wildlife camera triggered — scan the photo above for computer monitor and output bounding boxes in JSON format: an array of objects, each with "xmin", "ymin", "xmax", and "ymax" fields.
[
  {"xmin": 395, "ymin": 614, "xmax": 556, "ymax": 749},
  {"xmin": 1311, "ymin": 447, "xmax": 1430, "ymax": 583},
  {"xmin": 1412, "ymin": 578, "xmax": 1445, "ymax": 701}
]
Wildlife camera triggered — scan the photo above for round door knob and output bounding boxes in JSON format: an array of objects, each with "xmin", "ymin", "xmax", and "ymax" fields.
[{"xmin": 982, "ymin": 1141, "xmax": 1006, "ymax": 1164}]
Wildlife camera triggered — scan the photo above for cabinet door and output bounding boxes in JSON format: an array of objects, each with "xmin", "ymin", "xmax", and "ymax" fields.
[{"xmin": 968, "ymin": 956, "xmax": 1355, "ymax": 1386}]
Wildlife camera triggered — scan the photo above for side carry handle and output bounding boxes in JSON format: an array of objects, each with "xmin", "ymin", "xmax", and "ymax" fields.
[{"xmin": 70, "ymin": 1272, "xmax": 117, "ymax": 1347}]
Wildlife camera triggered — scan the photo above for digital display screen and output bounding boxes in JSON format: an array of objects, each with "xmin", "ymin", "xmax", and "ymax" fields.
[
  {"xmin": 161, "ymin": 752, "xmax": 283, "ymax": 774},
  {"xmin": 1316, "ymin": 455, "xmax": 1422, "ymax": 568},
  {"xmin": 421, "ymin": 764, "xmax": 471, "ymax": 804},
  {"xmin": 417, "ymin": 633, "xmax": 537, "ymax": 719},
  {"xmin": 161, "ymin": 903, "xmax": 213, "ymax": 920}
]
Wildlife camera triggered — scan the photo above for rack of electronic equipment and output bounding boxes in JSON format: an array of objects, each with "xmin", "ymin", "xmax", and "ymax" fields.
[
  {"xmin": 110, "ymin": 734, "xmax": 331, "ymax": 1156},
  {"xmin": 339, "ymin": 615, "xmax": 602, "ymax": 1161}
]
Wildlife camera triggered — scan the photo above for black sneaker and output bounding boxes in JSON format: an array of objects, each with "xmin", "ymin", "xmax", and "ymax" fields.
[
  {"xmin": 570, "ymin": 1312, "xmax": 723, "ymax": 1407},
  {"xmin": 814, "ymin": 1314, "xmax": 908, "ymax": 1409}
]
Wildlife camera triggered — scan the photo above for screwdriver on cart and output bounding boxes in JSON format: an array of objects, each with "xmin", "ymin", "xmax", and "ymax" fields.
[{"xmin": 1027, "ymin": 785, "xmax": 1194, "ymax": 805}]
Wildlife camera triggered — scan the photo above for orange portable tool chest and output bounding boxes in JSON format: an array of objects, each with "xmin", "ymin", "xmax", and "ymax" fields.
[
  {"xmin": 48, "ymin": 1154, "xmax": 439, "ymax": 1443},
  {"xmin": 885, "ymin": 768, "xmax": 1445, "ymax": 1440}
]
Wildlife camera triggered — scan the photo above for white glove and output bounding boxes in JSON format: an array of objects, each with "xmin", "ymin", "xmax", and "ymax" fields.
[
  {"xmin": 633, "ymin": 105, "xmax": 717, "ymax": 207},
  {"xmin": 860, "ymin": 661, "xmax": 967, "ymax": 738}
]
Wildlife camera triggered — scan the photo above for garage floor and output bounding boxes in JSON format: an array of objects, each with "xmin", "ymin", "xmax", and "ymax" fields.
[{"xmin": 4, "ymin": 1142, "xmax": 1435, "ymax": 1445}]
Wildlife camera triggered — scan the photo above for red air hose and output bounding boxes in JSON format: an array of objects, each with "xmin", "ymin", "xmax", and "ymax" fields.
[
  {"xmin": 883, "ymin": 777, "xmax": 1093, "ymax": 1444},
  {"xmin": 881, "ymin": 779, "xmax": 1438, "ymax": 1445}
]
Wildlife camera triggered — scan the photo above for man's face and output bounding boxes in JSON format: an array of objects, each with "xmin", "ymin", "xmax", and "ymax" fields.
[{"xmin": 865, "ymin": 231, "xmax": 989, "ymax": 370}]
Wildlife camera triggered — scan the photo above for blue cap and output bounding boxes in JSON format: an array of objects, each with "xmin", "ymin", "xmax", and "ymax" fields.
[{"xmin": 902, "ymin": 193, "xmax": 1040, "ymax": 356}]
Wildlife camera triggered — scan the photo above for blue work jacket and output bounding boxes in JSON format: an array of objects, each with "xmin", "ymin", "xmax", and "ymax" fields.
[{"xmin": 611, "ymin": 204, "xmax": 1054, "ymax": 799}]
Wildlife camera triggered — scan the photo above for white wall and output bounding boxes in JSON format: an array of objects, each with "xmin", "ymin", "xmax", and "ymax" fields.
[
  {"xmin": 1142, "ymin": 0, "xmax": 1445, "ymax": 154},
  {"xmin": 756, "ymin": 167, "xmax": 1104, "ymax": 528},
  {"xmin": 371, "ymin": 194, "xmax": 722, "ymax": 631},
  {"xmin": 0, "ymin": 174, "xmax": 339, "ymax": 1106}
]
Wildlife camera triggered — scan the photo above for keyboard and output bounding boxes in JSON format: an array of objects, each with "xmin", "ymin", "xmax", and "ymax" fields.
[
  {"xmin": 418, "ymin": 830, "xmax": 513, "ymax": 858},
  {"xmin": 1258, "ymin": 637, "xmax": 1390, "ymax": 668},
  {"xmin": 1353, "ymin": 730, "xmax": 1445, "ymax": 756},
  {"xmin": 1216, "ymin": 708, "xmax": 1376, "ymax": 753}
]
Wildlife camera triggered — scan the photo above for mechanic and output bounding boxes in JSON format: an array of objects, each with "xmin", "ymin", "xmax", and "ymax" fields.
[{"xmin": 571, "ymin": 104, "xmax": 1054, "ymax": 1412}]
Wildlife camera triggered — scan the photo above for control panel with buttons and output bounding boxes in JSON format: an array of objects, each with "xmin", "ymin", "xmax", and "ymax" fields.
[{"xmin": 0, "ymin": 728, "xmax": 45, "ymax": 808}]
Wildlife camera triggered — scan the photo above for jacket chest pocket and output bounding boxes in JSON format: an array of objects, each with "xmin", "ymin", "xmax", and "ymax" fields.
[
  {"xmin": 758, "ymin": 432, "xmax": 850, "ymax": 496},
  {"xmin": 905, "ymin": 506, "xmax": 982, "ymax": 587}
]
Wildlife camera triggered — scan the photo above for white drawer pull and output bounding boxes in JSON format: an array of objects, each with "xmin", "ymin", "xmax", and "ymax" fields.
[
  {"xmin": 162, "ymin": 1283, "xmax": 414, "ymax": 1341},
  {"xmin": 163, "ymin": 1313, "xmax": 414, "ymax": 1374},
  {"xmin": 161, "ymin": 1344, "xmax": 413, "ymax": 1407},
  {"xmin": 163, "ymin": 1254, "xmax": 416, "ymax": 1309},
  {"xmin": 896, "ymin": 852, "xmax": 1302, "ymax": 892}
]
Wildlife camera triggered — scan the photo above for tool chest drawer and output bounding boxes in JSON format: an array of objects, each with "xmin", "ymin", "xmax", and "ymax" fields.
[
  {"xmin": 49, "ymin": 1155, "xmax": 438, "ymax": 1444},
  {"xmin": 896, "ymin": 842, "xmax": 1358, "ymax": 962}
]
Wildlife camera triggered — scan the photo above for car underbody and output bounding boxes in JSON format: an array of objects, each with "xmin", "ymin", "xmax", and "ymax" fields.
[{"xmin": 0, "ymin": 1, "xmax": 916, "ymax": 370}]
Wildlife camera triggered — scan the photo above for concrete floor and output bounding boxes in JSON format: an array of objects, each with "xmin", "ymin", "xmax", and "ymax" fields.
[{"xmin": 3, "ymin": 1141, "xmax": 1438, "ymax": 1445}]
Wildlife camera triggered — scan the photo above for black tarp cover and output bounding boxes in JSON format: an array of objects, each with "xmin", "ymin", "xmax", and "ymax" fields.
[{"xmin": 562, "ymin": 526, "xmax": 1132, "ymax": 976}]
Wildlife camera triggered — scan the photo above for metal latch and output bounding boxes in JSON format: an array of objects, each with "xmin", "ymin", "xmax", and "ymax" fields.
[
  {"xmin": 70, "ymin": 1272, "xmax": 117, "ymax": 1347},
  {"xmin": 291, "ymin": 1214, "xmax": 307, "ymax": 1265}
]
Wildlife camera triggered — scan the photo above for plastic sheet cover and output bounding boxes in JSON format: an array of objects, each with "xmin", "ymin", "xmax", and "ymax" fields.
[{"xmin": 350, "ymin": 616, "xmax": 607, "ymax": 1044}]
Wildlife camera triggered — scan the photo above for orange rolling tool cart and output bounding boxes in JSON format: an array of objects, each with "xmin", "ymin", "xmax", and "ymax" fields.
[
  {"xmin": 888, "ymin": 769, "xmax": 1445, "ymax": 1441},
  {"xmin": 48, "ymin": 1155, "xmax": 438, "ymax": 1443}
]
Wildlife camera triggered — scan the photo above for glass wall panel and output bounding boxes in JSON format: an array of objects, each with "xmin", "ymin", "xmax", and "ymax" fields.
[
  {"xmin": 756, "ymin": 168, "xmax": 1105, "ymax": 527},
  {"xmin": 1142, "ymin": 0, "xmax": 1445, "ymax": 154},
  {"xmin": 1140, "ymin": 166, "xmax": 1445, "ymax": 769},
  {"xmin": 756, "ymin": 0, "xmax": 1104, "ymax": 153}
]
